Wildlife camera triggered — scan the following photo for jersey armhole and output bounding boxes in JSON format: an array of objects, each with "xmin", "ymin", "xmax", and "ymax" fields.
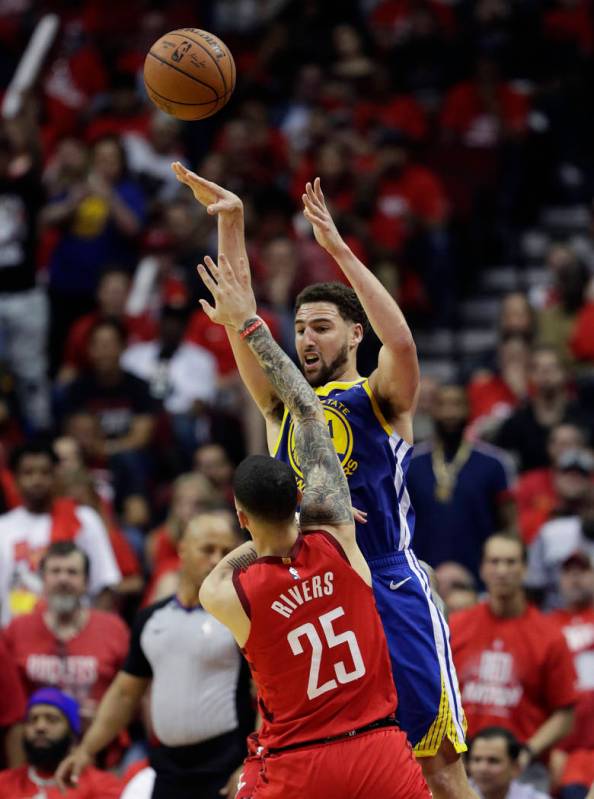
[
  {"xmin": 306, "ymin": 529, "xmax": 350, "ymax": 565},
  {"xmin": 231, "ymin": 569, "xmax": 251, "ymax": 619},
  {"xmin": 271, "ymin": 406, "xmax": 290, "ymax": 456}
]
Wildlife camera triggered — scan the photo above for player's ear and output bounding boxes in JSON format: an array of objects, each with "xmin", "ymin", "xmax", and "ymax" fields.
[{"xmin": 349, "ymin": 322, "xmax": 364, "ymax": 349}]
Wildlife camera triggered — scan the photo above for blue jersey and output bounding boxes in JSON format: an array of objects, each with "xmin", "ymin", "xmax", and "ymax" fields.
[{"xmin": 273, "ymin": 378, "xmax": 415, "ymax": 560}]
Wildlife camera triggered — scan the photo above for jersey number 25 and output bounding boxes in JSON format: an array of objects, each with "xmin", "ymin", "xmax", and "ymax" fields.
[{"xmin": 287, "ymin": 606, "xmax": 366, "ymax": 700}]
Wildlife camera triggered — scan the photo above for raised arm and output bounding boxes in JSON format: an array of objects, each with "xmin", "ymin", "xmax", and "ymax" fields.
[
  {"xmin": 196, "ymin": 254, "xmax": 357, "ymax": 552},
  {"xmin": 171, "ymin": 163, "xmax": 283, "ymax": 447},
  {"xmin": 302, "ymin": 178, "xmax": 420, "ymax": 438}
]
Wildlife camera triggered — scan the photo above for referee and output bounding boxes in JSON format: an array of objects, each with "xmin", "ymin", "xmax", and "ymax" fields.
[{"xmin": 56, "ymin": 512, "xmax": 254, "ymax": 799}]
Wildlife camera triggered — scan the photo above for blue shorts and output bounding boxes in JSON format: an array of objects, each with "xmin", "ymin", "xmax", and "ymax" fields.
[{"xmin": 369, "ymin": 549, "xmax": 467, "ymax": 756}]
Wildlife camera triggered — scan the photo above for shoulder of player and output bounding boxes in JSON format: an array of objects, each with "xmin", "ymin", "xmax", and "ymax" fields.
[{"xmin": 200, "ymin": 567, "xmax": 244, "ymax": 621}]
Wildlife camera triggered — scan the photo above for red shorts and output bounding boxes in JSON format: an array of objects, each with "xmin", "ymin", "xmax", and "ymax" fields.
[{"xmin": 235, "ymin": 727, "xmax": 430, "ymax": 799}]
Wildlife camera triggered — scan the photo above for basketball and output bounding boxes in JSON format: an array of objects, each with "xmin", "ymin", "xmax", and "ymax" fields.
[{"xmin": 143, "ymin": 28, "xmax": 236, "ymax": 121}]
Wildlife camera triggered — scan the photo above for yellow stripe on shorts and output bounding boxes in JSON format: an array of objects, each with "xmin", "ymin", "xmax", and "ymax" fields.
[{"xmin": 413, "ymin": 678, "xmax": 468, "ymax": 758}]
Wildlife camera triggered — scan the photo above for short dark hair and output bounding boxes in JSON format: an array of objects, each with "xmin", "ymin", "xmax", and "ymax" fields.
[
  {"xmin": 10, "ymin": 440, "xmax": 58, "ymax": 473},
  {"xmin": 41, "ymin": 541, "xmax": 90, "ymax": 579},
  {"xmin": 233, "ymin": 455, "xmax": 298, "ymax": 523},
  {"xmin": 295, "ymin": 283, "xmax": 369, "ymax": 331},
  {"xmin": 470, "ymin": 726, "xmax": 521, "ymax": 761},
  {"xmin": 482, "ymin": 531, "xmax": 527, "ymax": 564}
]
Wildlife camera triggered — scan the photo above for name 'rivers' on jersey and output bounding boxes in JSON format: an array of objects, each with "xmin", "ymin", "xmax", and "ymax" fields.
[{"xmin": 274, "ymin": 378, "xmax": 415, "ymax": 559}]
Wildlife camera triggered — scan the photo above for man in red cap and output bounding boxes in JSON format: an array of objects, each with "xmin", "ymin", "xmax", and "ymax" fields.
[{"xmin": 0, "ymin": 687, "xmax": 121, "ymax": 797}]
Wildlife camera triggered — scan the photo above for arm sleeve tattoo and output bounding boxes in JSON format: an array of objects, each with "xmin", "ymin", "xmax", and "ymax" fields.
[
  {"xmin": 241, "ymin": 317, "xmax": 353, "ymax": 527},
  {"xmin": 226, "ymin": 546, "xmax": 258, "ymax": 571}
]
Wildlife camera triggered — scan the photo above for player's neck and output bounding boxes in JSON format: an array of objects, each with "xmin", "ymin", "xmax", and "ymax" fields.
[
  {"xmin": 252, "ymin": 522, "xmax": 299, "ymax": 558},
  {"xmin": 488, "ymin": 591, "xmax": 526, "ymax": 618}
]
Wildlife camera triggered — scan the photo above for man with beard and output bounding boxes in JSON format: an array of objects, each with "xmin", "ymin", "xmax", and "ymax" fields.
[
  {"xmin": 4, "ymin": 541, "xmax": 129, "ymax": 725},
  {"xmin": 172, "ymin": 167, "xmax": 476, "ymax": 799},
  {"xmin": 407, "ymin": 384, "xmax": 516, "ymax": 582},
  {"xmin": 0, "ymin": 687, "xmax": 121, "ymax": 797}
]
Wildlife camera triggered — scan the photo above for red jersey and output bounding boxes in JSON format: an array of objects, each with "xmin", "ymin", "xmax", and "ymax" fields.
[
  {"xmin": 3, "ymin": 609, "xmax": 129, "ymax": 714},
  {"xmin": 233, "ymin": 531, "xmax": 396, "ymax": 749},
  {"xmin": 449, "ymin": 602, "xmax": 577, "ymax": 742},
  {"xmin": 548, "ymin": 606, "xmax": 594, "ymax": 751},
  {"xmin": 0, "ymin": 764, "xmax": 121, "ymax": 798}
]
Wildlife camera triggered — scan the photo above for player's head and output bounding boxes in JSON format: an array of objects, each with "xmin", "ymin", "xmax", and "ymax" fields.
[
  {"xmin": 179, "ymin": 512, "xmax": 239, "ymax": 588},
  {"xmin": 41, "ymin": 541, "xmax": 90, "ymax": 615},
  {"xmin": 10, "ymin": 441, "xmax": 58, "ymax": 513},
  {"xmin": 233, "ymin": 455, "xmax": 299, "ymax": 531},
  {"xmin": 468, "ymin": 727, "xmax": 522, "ymax": 799},
  {"xmin": 431, "ymin": 383, "xmax": 469, "ymax": 439},
  {"xmin": 480, "ymin": 533, "xmax": 526, "ymax": 602},
  {"xmin": 294, "ymin": 283, "xmax": 368, "ymax": 387},
  {"xmin": 24, "ymin": 688, "xmax": 81, "ymax": 772}
]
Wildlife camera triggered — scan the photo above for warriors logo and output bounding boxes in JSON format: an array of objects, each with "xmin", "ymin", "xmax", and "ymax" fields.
[{"xmin": 288, "ymin": 404, "xmax": 354, "ymax": 478}]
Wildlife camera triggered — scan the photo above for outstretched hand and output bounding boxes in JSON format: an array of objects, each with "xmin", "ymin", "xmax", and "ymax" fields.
[
  {"xmin": 197, "ymin": 253, "xmax": 257, "ymax": 330},
  {"xmin": 171, "ymin": 162, "xmax": 242, "ymax": 216},
  {"xmin": 302, "ymin": 177, "xmax": 344, "ymax": 256}
]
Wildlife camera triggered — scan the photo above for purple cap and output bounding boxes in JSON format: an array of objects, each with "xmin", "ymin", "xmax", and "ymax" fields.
[{"xmin": 26, "ymin": 688, "xmax": 81, "ymax": 736}]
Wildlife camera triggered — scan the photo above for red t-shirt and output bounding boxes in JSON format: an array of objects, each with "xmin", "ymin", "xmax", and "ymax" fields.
[
  {"xmin": 548, "ymin": 606, "xmax": 594, "ymax": 751},
  {"xmin": 0, "ymin": 635, "xmax": 26, "ymax": 727},
  {"xmin": 449, "ymin": 602, "xmax": 577, "ymax": 742},
  {"xmin": 371, "ymin": 164, "xmax": 448, "ymax": 251},
  {"xmin": 468, "ymin": 374, "xmax": 519, "ymax": 422},
  {"xmin": 3, "ymin": 609, "xmax": 129, "ymax": 715},
  {"xmin": 0, "ymin": 764, "xmax": 121, "ymax": 798},
  {"xmin": 234, "ymin": 531, "xmax": 396, "ymax": 749},
  {"xmin": 570, "ymin": 302, "xmax": 594, "ymax": 363},
  {"xmin": 515, "ymin": 468, "xmax": 556, "ymax": 544}
]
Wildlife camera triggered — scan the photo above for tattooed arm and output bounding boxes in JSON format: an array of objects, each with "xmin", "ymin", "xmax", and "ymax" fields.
[{"xmin": 196, "ymin": 253, "xmax": 365, "ymax": 569}]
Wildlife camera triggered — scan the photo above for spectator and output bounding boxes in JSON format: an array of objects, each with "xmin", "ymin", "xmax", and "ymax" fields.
[
  {"xmin": 60, "ymin": 319, "xmax": 158, "ymax": 508},
  {"xmin": 498, "ymin": 293, "xmax": 536, "ymax": 343},
  {"xmin": 193, "ymin": 443, "xmax": 235, "ymax": 505},
  {"xmin": 122, "ymin": 301, "xmax": 218, "ymax": 464},
  {"xmin": 0, "ymin": 442, "xmax": 121, "ymax": 627},
  {"xmin": 468, "ymin": 335, "xmax": 531, "ymax": 440},
  {"xmin": 124, "ymin": 111, "xmax": 188, "ymax": 203},
  {"xmin": 407, "ymin": 383, "xmax": 516, "ymax": 580},
  {"xmin": 536, "ymin": 253, "xmax": 590, "ymax": 369},
  {"xmin": 468, "ymin": 726, "xmax": 551, "ymax": 799},
  {"xmin": 43, "ymin": 135, "xmax": 146, "ymax": 366},
  {"xmin": 144, "ymin": 474, "xmax": 224, "ymax": 602},
  {"xmin": 148, "ymin": 512, "xmax": 238, "ymax": 603},
  {"xmin": 0, "ymin": 687, "xmax": 121, "ymax": 797},
  {"xmin": 56, "ymin": 517, "xmax": 253, "ymax": 799},
  {"xmin": 0, "ymin": 635, "xmax": 26, "ymax": 768},
  {"xmin": 435, "ymin": 562, "xmax": 479, "ymax": 616},
  {"xmin": 0, "ymin": 112, "xmax": 50, "ymax": 432},
  {"xmin": 450, "ymin": 533, "xmax": 577, "ymax": 761},
  {"xmin": 58, "ymin": 266, "xmax": 157, "ymax": 384},
  {"xmin": 3, "ymin": 542, "xmax": 129, "ymax": 725},
  {"xmin": 516, "ymin": 423, "xmax": 587, "ymax": 544},
  {"xmin": 495, "ymin": 347, "xmax": 591, "ymax": 472},
  {"xmin": 548, "ymin": 552, "xmax": 594, "ymax": 796},
  {"xmin": 526, "ymin": 453, "xmax": 594, "ymax": 608}
]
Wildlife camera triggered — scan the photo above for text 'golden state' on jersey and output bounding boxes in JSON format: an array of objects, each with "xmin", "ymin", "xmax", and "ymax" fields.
[{"xmin": 274, "ymin": 378, "xmax": 415, "ymax": 560}]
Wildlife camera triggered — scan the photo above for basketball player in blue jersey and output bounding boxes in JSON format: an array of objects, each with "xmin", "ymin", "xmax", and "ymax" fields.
[{"xmin": 173, "ymin": 163, "xmax": 478, "ymax": 799}]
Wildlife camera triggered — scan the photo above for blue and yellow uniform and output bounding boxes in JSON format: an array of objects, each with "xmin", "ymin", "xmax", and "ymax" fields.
[{"xmin": 274, "ymin": 377, "xmax": 466, "ymax": 755}]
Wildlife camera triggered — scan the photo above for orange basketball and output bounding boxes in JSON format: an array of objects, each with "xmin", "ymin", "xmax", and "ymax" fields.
[{"xmin": 143, "ymin": 28, "xmax": 236, "ymax": 121}]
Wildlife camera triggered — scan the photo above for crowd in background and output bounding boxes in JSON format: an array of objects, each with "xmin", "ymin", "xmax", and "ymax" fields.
[{"xmin": 1, "ymin": 0, "xmax": 594, "ymax": 797}]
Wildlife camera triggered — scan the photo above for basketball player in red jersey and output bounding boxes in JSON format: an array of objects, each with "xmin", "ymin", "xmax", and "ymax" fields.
[{"xmin": 196, "ymin": 252, "xmax": 430, "ymax": 799}]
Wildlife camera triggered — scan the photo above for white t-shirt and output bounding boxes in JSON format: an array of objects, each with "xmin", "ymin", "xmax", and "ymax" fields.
[
  {"xmin": 0, "ymin": 505, "xmax": 121, "ymax": 626},
  {"xmin": 473, "ymin": 779, "xmax": 550, "ymax": 799},
  {"xmin": 526, "ymin": 516, "xmax": 594, "ymax": 608},
  {"xmin": 121, "ymin": 341, "xmax": 217, "ymax": 414}
]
